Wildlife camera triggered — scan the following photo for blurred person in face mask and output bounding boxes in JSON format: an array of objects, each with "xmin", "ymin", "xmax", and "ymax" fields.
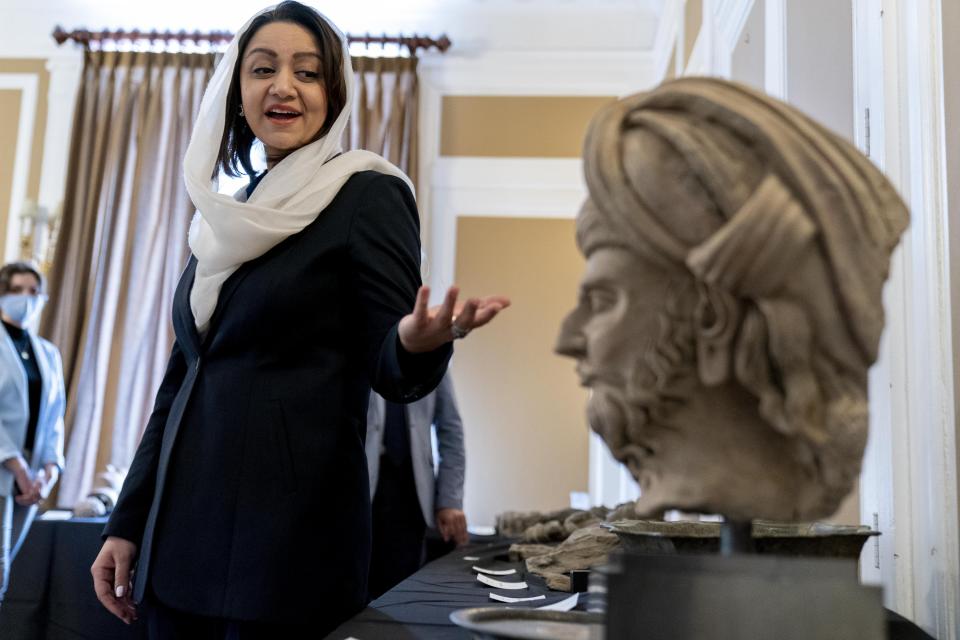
[{"xmin": 0, "ymin": 262, "xmax": 66, "ymax": 608}]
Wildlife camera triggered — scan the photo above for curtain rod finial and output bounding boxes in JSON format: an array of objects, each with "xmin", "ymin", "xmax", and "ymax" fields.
[{"xmin": 52, "ymin": 26, "xmax": 69, "ymax": 45}]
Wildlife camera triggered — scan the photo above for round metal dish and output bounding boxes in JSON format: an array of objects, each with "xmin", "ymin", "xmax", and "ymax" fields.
[
  {"xmin": 450, "ymin": 607, "xmax": 604, "ymax": 640},
  {"xmin": 604, "ymin": 519, "xmax": 878, "ymax": 558}
]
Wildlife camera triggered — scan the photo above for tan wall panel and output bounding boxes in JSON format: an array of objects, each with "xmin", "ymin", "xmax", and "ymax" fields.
[
  {"xmin": 665, "ymin": 43, "xmax": 677, "ymax": 80},
  {"xmin": 441, "ymin": 96, "xmax": 615, "ymax": 158},
  {"xmin": 0, "ymin": 59, "xmax": 50, "ymax": 203},
  {"xmin": 684, "ymin": 0, "xmax": 703, "ymax": 69},
  {"xmin": 827, "ymin": 483, "xmax": 862, "ymax": 525},
  {"xmin": 0, "ymin": 59, "xmax": 50, "ymax": 263},
  {"xmin": 0, "ymin": 90, "xmax": 23, "ymax": 259},
  {"xmin": 453, "ymin": 216, "xmax": 589, "ymax": 528}
]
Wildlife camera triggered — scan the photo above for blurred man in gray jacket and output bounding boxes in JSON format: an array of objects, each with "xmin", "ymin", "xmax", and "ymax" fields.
[{"xmin": 365, "ymin": 371, "xmax": 467, "ymax": 599}]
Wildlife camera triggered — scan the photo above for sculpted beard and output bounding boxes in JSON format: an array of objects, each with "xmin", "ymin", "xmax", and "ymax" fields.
[{"xmin": 587, "ymin": 288, "xmax": 700, "ymax": 493}]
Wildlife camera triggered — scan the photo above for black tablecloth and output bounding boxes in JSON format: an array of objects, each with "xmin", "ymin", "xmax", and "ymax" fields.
[
  {"xmin": 327, "ymin": 540, "xmax": 935, "ymax": 640},
  {"xmin": 0, "ymin": 516, "xmax": 146, "ymax": 640},
  {"xmin": 0, "ymin": 520, "xmax": 935, "ymax": 640},
  {"xmin": 326, "ymin": 540, "xmax": 574, "ymax": 640}
]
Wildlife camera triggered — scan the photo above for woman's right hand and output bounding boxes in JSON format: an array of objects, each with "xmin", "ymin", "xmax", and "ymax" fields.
[
  {"xmin": 4, "ymin": 456, "xmax": 38, "ymax": 506},
  {"xmin": 91, "ymin": 536, "xmax": 139, "ymax": 624}
]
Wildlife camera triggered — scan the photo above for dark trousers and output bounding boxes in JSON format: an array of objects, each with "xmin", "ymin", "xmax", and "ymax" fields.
[
  {"xmin": 145, "ymin": 593, "xmax": 318, "ymax": 639},
  {"xmin": 367, "ymin": 454, "xmax": 426, "ymax": 600}
]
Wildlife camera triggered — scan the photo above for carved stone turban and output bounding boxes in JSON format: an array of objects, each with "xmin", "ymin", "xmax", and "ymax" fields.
[{"xmin": 579, "ymin": 77, "xmax": 908, "ymax": 520}]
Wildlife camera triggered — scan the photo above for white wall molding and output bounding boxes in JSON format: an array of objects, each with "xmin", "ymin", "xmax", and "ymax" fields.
[
  {"xmin": 652, "ymin": 0, "xmax": 684, "ymax": 80},
  {"xmin": 852, "ymin": 0, "xmax": 893, "ymax": 598},
  {"xmin": 0, "ymin": 73, "xmax": 39, "ymax": 262},
  {"xmin": 590, "ymin": 433, "xmax": 641, "ymax": 508},
  {"xmin": 418, "ymin": 50, "xmax": 657, "ymax": 97},
  {"xmin": 418, "ymin": 49, "xmax": 659, "ymax": 301},
  {"xmin": 37, "ymin": 54, "xmax": 82, "ymax": 215},
  {"xmin": 854, "ymin": 0, "xmax": 959, "ymax": 637},
  {"xmin": 685, "ymin": 0, "xmax": 757, "ymax": 78},
  {"xmin": 715, "ymin": 0, "xmax": 757, "ymax": 53},
  {"xmin": 426, "ymin": 155, "xmax": 631, "ymax": 507},
  {"xmin": 431, "ymin": 157, "xmax": 585, "ymax": 193},
  {"xmin": 417, "ymin": 36, "xmax": 662, "ymax": 507},
  {"xmin": 428, "ymin": 156, "xmax": 586, "ymax": 299},
  {"xmin": 763, "ymin": 0, "xmax": 787, "ymax": 99},
  {"xmin": 888, "ymin": 0, "xmax": 958, "ymax": 635},
  {"xmin": 685, "ymin": 28, "xmax": 711, "ymax": 75}
]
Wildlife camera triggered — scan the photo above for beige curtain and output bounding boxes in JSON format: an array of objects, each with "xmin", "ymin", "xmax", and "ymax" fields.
[
  {"xmin": 346, "ymin": 56, "xmax": 420, "ymax": 189},
  {"xmin": 41, "ymin": 50, "xmax": 215, "ymax": 507},
  {"xmin": 42, "ymin": 52, "xmax": 416, "ymax": 508}
]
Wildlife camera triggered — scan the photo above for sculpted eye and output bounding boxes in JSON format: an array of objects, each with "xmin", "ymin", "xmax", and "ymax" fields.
[{"xmin": 586, "ymin": 288, "xmax": 617, "ymax": 313}]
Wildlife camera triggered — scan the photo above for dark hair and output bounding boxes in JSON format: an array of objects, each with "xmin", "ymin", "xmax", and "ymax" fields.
[
  {"xmin": 0, "ymin": 262, "xmax": 44, "ymax": 295},
  {"xmin": 215, "ymin": 1, "xmax": 348, "ymax": 178}
]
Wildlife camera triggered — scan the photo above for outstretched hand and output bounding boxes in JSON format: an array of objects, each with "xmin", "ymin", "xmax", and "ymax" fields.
[{"xmin": 398, "ymin": 286, "xmax": 510, "ymax": 354}]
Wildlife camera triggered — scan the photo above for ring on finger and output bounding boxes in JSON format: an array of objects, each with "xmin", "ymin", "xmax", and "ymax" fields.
[{"xmin": 451, "ymin": 323, "xmax": 471, "ymax": 340}]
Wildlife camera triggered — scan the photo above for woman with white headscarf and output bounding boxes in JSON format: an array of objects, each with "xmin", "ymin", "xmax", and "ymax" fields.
[{"xmin": 90, "ymin": 3, "xmax": 508, "ymax": 635}]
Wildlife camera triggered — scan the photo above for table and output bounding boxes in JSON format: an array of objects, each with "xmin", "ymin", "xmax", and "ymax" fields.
[
  {"xmin": 326, "ymin": 540, "xmax": 573, "ymax": 639},
  {"xmin": 327, "ymin": 541, "xmax": 935, "ymax": 640},
  {"xmin": 0, "ymin": 520, "xmax": 934, "ymax": 640},
  {"xmin": 0, "ymin": 516, "xmax": 146, "ymax": 640}
]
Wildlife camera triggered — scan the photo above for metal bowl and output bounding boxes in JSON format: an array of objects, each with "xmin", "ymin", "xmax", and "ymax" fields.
[
  {"xmin": 604, "ymin": 519, "xmax": 878, "ymax": 559},
  {"xmin": 450, "ymin": 607, "xmax": 604, "ymax": 640}
]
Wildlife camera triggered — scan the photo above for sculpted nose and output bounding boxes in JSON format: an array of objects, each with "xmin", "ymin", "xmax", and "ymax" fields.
[{"xmin": 555, "ymin": 305, "xmax": 587, "ymax": 358}]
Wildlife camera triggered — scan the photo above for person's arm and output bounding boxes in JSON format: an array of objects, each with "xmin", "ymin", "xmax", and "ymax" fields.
[
  {"xmin": 433, "ymin": 374, "xmax": 465, "ymax": 511},
  {"xmin": 2, "ymin": 342, "xmax": 66, "ymax": 506},
  {"xmin": 39, "ymin": 344, "xmax": 66, "ymax": 481},
  {"xmin": 2, "ymin": 454, "xmax": 34, "ymax": 499},
  {"xmin": 0, "ymin": 409, "xmax": 26, "ymax": 474},
  {"xmin": 102, "ymin": 339, "xmax": 187, "ymax": 545},
  {"xmin": 93, "ymin": 339, "xmax": 186, "ymax": 625},
  {"xmin": 347, "ymin": 174, "xmax": 451, "ymax": 402},
  {"xmin": 0, "ymin": 369, "xmax": 38, "ymax": 499},
  {"xmin": 432, "ymin": 375, "xmax": 468, "ymax": 545}
]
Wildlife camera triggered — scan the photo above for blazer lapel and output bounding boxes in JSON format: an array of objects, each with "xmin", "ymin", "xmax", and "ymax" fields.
[
  {"xmin": 174, "ymin": 258, "xmax": 202, "ymax": 358},
  {"xmin": 201, "ymin": 260, "xmax": 256, "ymax": 346},
  {"xmin": 0, "ymin": 329, "xmax": 26, "ymax": 407},
  {"xmin": 27, "ymin": 333, "xmax": 51, "ymax": 429},
  {"xmin": 175, "ymin": 255, "xmax": 260, "ymax": 352}
]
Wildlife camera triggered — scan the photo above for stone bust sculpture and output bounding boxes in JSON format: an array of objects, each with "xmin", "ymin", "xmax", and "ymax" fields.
[{"xmin": 556, "ymin": 77, "xmax": 909, "ymax": 522}]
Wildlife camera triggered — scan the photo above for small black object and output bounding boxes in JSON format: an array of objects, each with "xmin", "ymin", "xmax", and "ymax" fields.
[
  {"xmin": 383, "ymin": 401, "xmax": 409, "ymax": 466},
  {"xmin": 570, "ymin": 570, "xmax": 589, "ymax": 593},
  {"xmin": 720, "ymin": 518, "xmax": 754, "ymax": 555}
]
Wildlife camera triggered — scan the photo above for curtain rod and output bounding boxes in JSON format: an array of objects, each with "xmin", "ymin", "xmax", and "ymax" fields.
[{"xmin": 52, "ymin": 26, "xmax": 452, "ymax": 54}]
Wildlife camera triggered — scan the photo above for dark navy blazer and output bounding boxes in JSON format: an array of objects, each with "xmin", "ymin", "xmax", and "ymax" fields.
[{"xmin": 103, "ymin": 171, "xmax": 451, "ymax": 628}]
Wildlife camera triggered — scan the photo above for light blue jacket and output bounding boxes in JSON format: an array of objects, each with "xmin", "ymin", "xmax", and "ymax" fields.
[
  {"xmin": 366, "ymin": 373, "xmax": 465, "ymax": 528},
  {"xmin": 0, "ymin": 328, "xmax": 66, "ymax": 497}
]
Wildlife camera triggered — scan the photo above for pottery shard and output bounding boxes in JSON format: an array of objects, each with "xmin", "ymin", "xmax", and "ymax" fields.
[
  {"xmin": 544, "ymin": 573, "xmax": 574, "ymax": 592},
  {"xmin": 508, "ymin": 543, "xmax": 557, "ymax": 562},
  {"xmin": 496, "ymin": 508, "xmax": 579, "ymax": 538},
  {"xmin": 606, "ymin": 502, "xmax": 640, "ymax": 522},
  {"xmin": 522, "ymin": 520, "xmax": 567, "ymax": 543},
  {"xmin": 563, "ymin": 511, "xmax": 603, "ymax": 535},
  {"xmin": 524, "ymin": 525, "xmax": 621, "ymax": 592}
]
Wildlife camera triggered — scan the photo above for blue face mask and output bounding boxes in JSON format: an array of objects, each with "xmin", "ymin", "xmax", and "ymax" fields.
[{"xmin": 0, "ymin": 294, "xmax": 46, "ymax": 327}]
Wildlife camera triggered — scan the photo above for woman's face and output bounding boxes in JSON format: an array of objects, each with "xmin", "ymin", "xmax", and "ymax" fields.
[
  {"xmin": 6, "ymin": 273, "xmax": 41, "ymax": 297},
  {"xmin": 240, "ymin": 21, "xmax": 330, "ymax": 166}
]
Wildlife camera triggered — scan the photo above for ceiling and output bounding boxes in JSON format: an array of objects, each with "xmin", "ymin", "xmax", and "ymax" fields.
[{"xmin": 5, "ymin": 0, "xmax": 666, "ymax": 58}]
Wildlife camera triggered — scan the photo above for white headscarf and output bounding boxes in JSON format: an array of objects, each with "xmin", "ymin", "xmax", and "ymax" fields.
[{"xmin": 184, "ymin": 4, "xmax": 412, "ymax": 333}]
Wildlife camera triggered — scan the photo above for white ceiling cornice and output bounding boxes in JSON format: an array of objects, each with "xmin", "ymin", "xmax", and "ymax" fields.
[{"xmin": 2, "ymin": 1, "xmax": 667, "ymax": 59}]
